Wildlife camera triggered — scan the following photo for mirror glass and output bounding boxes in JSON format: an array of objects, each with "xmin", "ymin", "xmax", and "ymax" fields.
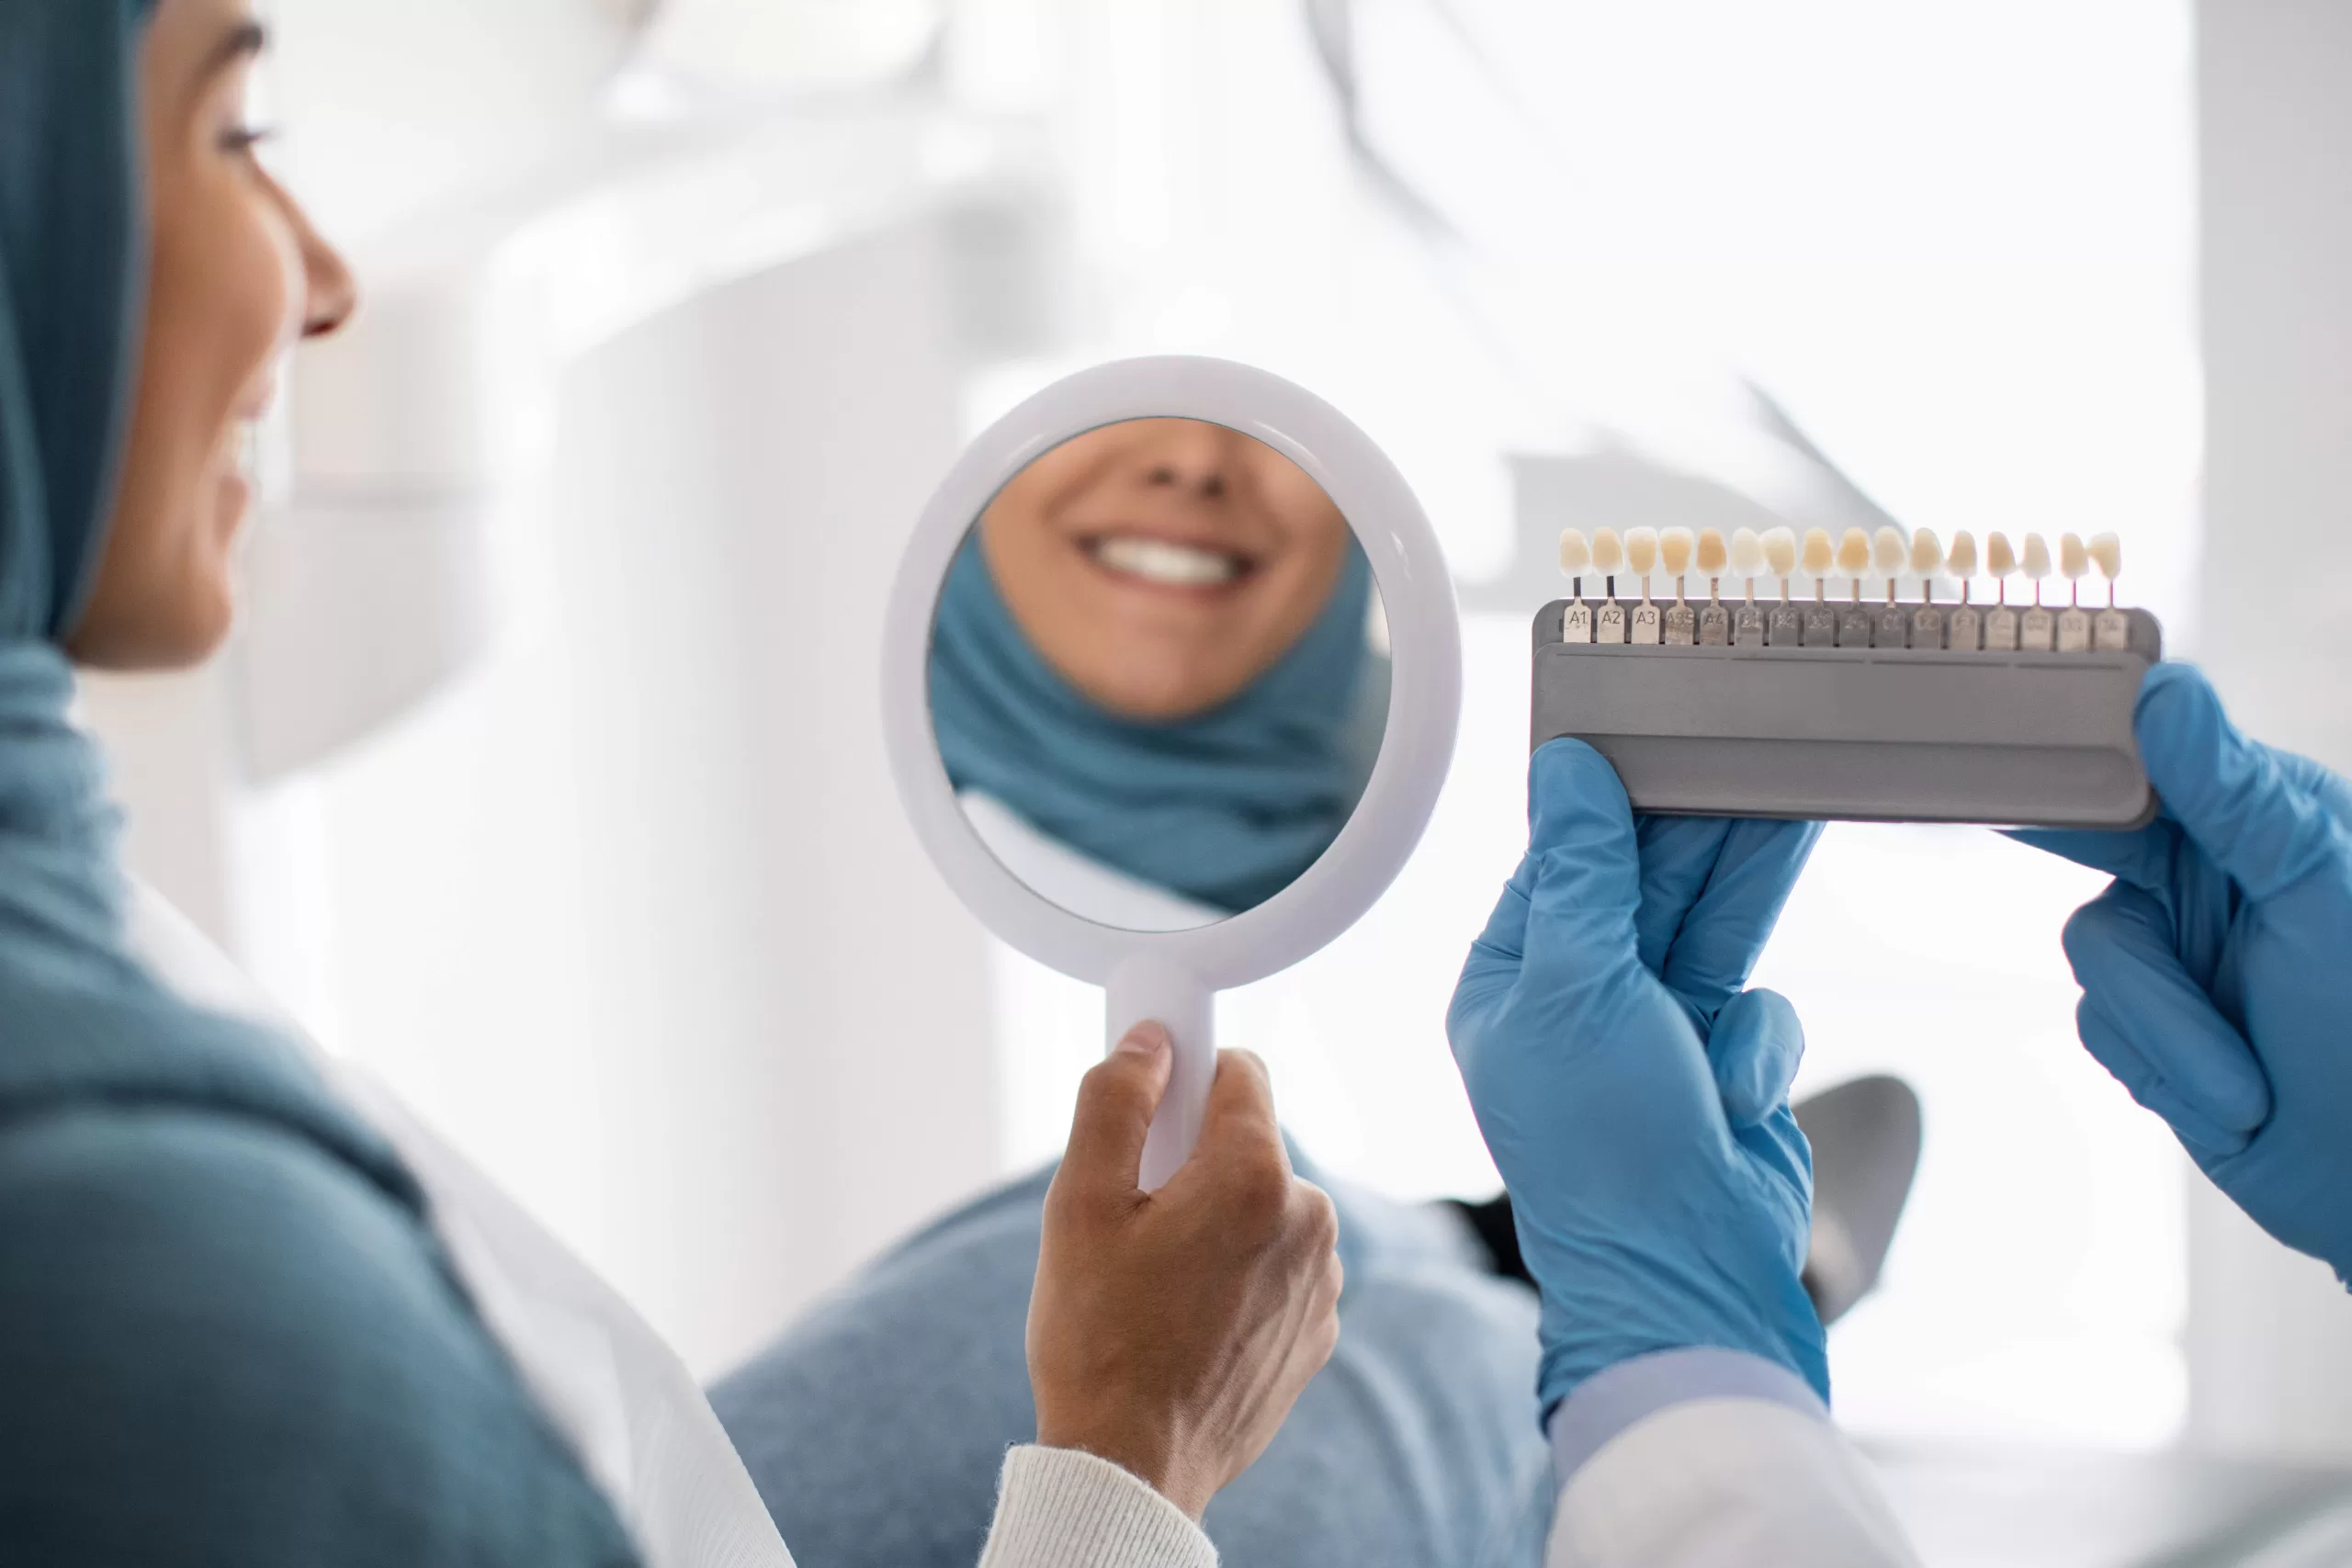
[{"xmin": 927, "ymin": 417, "xmax": 1390, "ymax": 932}]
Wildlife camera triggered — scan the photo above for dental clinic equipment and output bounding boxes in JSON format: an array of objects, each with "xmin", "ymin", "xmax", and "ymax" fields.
[
  {"xmin": 885, "ymin": 357, "xmax": 1460, "ymax": 1187},
  {"xmin": 1537, "ymin": 525, "xmax": 2160, "ymax": 827}
]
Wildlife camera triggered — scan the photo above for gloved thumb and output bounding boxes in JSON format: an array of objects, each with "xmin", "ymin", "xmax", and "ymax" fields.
[
  {"xmin": 2137, "ymin": 664, "xmax": 2339, "ymax": 905},
  {"xmin": 1518, "ymin": 740, "xmax": 1645, "ymax": 998},
  {"xmin": 1705, "ymin": 987, "xmax": 1805, "ymax": 1128}
]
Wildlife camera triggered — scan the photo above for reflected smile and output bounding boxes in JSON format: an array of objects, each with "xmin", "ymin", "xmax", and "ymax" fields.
[{"xmin": 1081, "ymin": 533, "xmax": 1256, "ymax": 590}]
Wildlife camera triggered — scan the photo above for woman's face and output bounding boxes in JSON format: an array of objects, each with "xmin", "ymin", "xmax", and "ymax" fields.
[
  {"xmin": 979, "ymin": 419, "xmax": 1352, "ymax": 722},
  {"xmin": 65, "ymin": 0, "xmax": 355, "ymax": 670}
]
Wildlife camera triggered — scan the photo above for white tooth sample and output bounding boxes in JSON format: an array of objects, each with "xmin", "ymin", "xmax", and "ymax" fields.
[
  {"xmin": 1625, "ymin": 526, "xmax": 1660, "ymax": 579},
  {"xmin": 1985, "ymin": 531, "xmax": 2018, "ymax": 580},
  {"xmin": 1909, "ymin": 528, "xmax": 1944, "ymax": 579},
  {"xmin": 1946, "ymin": 529, "xmax": 1979, "ymax": 580},
  {"xmin": 1835, "ymin": 527, "xmax": 1873, "ymax": 580},
  {"xmin": 2020, "ymin": 532, "xmax": 2052, "ymax": 581},
  {"xmin": 1872, "ymin": 525, "xmax": 1908, "ymax": 582},
  {"xmin": 1799, "ymin": 527, "xmax": 1835, "ymax": 579},
  {"xmin": 1559, "ymin": 527, "xmax": 1592, "ymax": 578},
  {"xmin": 1730, "ymin": 527, "xmax": 1767, "ymax": 580},
  {"xmin": 1592, "ymin": 527, "xmax": 1625, "ymax": 578},
  {"xmin": 2087, "ymin": 531, "xmax": 2122, "ymax": 581},
  {"xmin": 1095, "ymin": 536, "xmax": 1238, "ymax": 585},
  {"xmin": 1762, "ymin": 527, "xmax": 1799, "ymax": 579},
  {"xmin": 1696, "ymin": 527, "xmax": 1729, "ymax": 578},
  {"xmin": 2060, "ymin": 531, "xmax": 2090, "ymax": 581}
]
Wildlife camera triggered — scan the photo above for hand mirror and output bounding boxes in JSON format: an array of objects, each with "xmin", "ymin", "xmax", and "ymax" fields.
[{"xmin": 884, "ymin": 357, "xmax": 1460, "ymax": 1187}]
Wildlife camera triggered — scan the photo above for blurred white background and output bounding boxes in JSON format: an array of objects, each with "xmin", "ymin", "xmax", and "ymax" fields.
[{"xmin": 79, "ymin": 0, "xmax": 2352, "ymax": 1482}]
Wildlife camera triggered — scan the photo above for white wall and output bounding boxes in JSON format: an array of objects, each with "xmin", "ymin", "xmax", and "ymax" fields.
[{"xmin": 2188, "ymin": 0, "xmax": 2352, "ymax": 1462}]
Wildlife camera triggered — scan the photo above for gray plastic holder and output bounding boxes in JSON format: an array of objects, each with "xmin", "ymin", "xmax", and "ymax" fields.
[{"xmin": 1531, "ymin": 599, "xmax": 2163, "ymax": 829}]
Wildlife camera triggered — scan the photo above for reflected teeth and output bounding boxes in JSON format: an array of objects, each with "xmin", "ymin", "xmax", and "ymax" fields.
[{"xmin": 1091, "ymin": 536, "xmax": 1243, "ymax": 587}]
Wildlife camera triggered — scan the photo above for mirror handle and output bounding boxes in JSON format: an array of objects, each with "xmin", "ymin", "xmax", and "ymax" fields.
[{"xmin": 1108, "ymin": 953, "xmax": 1216, "ymax": 1192}]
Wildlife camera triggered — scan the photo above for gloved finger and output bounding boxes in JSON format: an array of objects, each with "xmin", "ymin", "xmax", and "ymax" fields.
[
  {"xmin": 2062, "ymin": 883, "xmax": 2271, "ymax": 1145},
  {"xmin": 1733, "ymin": 1102, "xmax": 1815, "ymax": 1249},
  {"xmin": 1632, "ymin": 816, "xmax": 1732, "ymax": 976},
  {"xmin": 1057, "ymin": 1022, "xmax": 1177, "ymax": 1204},
  {"xmin": 1464, "ymin": 738, "xmax": 1611, "ymax": 979},
  {"xmin": 1659, "ymin": 818, "xmax": 1826, "ymax": 1021},
  {"xmin": 2005, "ymin": 820, "xmax": 2180, "ymax": 891},
  {"xmin": 2132, "ymin": 662, "xmax": 2342, "ymax": 905},
  {"xmin": 2075, "ymin": 998, "xmax": 2255, "ymax": 1164},
  {"xmin": 1518, "ymin": 740, "xmax": 1645, "ymax": 1008},
  {"xmin": 1706, "ymin": 987, "xmax": 1806, "ymax": 1128}
]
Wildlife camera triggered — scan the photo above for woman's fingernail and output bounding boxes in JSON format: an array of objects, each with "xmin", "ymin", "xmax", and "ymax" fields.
[{"xmin": 1115, "ymin": 1021, "xmax": 1171, "ymax": 1056}]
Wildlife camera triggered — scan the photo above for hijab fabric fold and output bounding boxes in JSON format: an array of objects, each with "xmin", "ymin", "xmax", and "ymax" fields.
[
  {"xmin": 928, "ymin": 532, "xmax": 1382, "ymax": 915},
  {"xmin": 0, "ymin": 0, "xmax": 417, "ymax": 1227}
]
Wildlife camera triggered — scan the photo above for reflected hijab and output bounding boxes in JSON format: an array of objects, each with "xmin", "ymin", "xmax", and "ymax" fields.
[
  {"xmin": 0, "ymin": 1, "xmax": 411, "ymax": 1198},
  {"xmin": 930, "ymin": 530, "xmax": 1381, "ymax": 915}
]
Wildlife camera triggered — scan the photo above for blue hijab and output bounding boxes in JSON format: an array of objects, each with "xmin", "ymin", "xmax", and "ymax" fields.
[
  {"xmin": 0, "ymin": 13, "xmax": 640, "ymax": 1557},
  {"xmin": 929, "ymin": 529, "xmax": 1383, "ymax": 915},
  {"xmin": 0, "ymin": 0, "xmax": 403, "ymax": 1173}
]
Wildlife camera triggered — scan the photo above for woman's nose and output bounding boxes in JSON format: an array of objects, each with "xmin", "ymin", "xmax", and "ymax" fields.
[
  {"xmin": 1138, "ymin": 419, "xmax": 1238, "ymax": 501},
  {"xmin": 298, "ymin": 221, "xmax": 358, "ymax": 338},
  {"xmin": 267, "ymin": 170, "xmax": 357, "ymax": 338}
]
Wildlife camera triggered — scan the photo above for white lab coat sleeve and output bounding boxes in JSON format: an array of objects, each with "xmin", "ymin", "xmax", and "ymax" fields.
[
  {"xmin": 1544, "ymin": 1348, "xmax": 1921, "ymax": 1568},
  {"xmin": 978, "ymin": 1447, "xmax": 1218, "ymax": 1568}
]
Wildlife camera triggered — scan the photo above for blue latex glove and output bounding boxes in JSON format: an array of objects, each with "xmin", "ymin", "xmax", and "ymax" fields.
[
  {"xmin": 2013, "ymin": 662, "xmax": 2352, "ymax": 1285},
  {"xmin": 1449, "ymin": 739, "xmax": 1828, "ymax": 1417}
]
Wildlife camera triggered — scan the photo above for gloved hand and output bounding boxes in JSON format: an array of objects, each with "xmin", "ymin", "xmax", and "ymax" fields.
[
  {"xmin": 2013, "ymin": 662, "xmax": 2352, "ymax": 1285},
  {"xmin": 1448, "ymin": 739, "xmax": 1828, "ymax": 1417}
]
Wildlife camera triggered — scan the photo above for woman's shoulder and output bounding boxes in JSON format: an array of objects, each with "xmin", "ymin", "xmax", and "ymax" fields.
[{"xmin": 0, "ymin": 1101, "xmax": 640, "ymax": 1568}]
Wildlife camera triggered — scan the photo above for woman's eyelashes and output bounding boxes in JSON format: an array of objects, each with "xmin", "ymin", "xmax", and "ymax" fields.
[{"xmin": 215, "ymin": 123, "xmax": 275, "ymax": 156}]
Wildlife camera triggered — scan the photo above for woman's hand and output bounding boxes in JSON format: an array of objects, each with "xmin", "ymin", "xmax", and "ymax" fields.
[{"xmin": 1027, "ymin": 1027, "xmax": 1342, "ymax": 1519}]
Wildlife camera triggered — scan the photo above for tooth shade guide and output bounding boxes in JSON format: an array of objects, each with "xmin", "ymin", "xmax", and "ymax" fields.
[
  {"xmin": 1871, "ymin": 526, "xmax": 1907, "ymax": 604},
  {"xmin": 1984, "ymin": 531, "xmax": 2017, "ymax": 604},
  {"xmin": 1947, "ymin": 604, "xmax": 1982, "ymax": 649},
  {"xmin": 1625, "ymin": 527, "xmax": 1660, "ymax": 579},
  {"xmin": 1659, "ymin": 526, "xmax": 1695, "ymax": 582},
  {"xmin": 1591, "ymin": 528, "xmax": 1626, "ymax": 576},
  {"xmin": 1946, "ymin": 530, "xmax": 1979, "ymax": 604},
  {"xmin": 1558, "ymin": 527, "xmax": 1593, "ymax": 581}
]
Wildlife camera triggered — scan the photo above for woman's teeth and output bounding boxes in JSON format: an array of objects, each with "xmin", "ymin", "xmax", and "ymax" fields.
[{"xmin": 1090, "ymin": 536, "xmax": 1245, "ymax": 587}]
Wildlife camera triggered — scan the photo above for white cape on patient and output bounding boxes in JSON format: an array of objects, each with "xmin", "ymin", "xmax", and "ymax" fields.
[
  {"xmin": 958, "ymin": 790, "xmax": 1226, "ymax": 931},
  {"xmin": 125, "ymin": 885, "xmax": 798, "ymax": 1568}
]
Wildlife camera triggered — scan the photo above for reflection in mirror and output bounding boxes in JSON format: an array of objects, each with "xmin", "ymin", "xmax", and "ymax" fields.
[{"xmin": 928, "ymin": 417, "xmax": 1390, "ymax": 932}]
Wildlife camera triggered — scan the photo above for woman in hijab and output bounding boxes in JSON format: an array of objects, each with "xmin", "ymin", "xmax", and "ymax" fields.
[{"xmin": 0, "ymin": 3, "xmax": 1347, "ymax": 1562}]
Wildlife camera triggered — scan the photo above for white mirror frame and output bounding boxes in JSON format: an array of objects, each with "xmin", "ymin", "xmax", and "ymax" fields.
[{"xmin": 882, "ymin": 355, "xmax": 1462, "ymax": 1186}]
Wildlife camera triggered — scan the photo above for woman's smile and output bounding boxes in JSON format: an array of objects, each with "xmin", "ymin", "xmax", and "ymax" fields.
[
  {"xmin": 980, "ymin": 417, "xmax": 1351, "ymax": 721},
  {"xmin": 1079, "ymin": 531, "xmax": 1261, "ymax": 594}
]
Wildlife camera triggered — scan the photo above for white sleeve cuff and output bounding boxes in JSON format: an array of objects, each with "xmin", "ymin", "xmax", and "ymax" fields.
[
  {"xmin": 978, "ymin": 1445, "xmax": 1219, "ymax": 1568},
  {"xmin": 1547, "ymin": 1348, "xmax": 1828, "ymax": 1486}
]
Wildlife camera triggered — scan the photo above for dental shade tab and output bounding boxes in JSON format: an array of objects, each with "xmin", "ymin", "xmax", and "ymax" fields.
[{"xmin": 1538, "ymin": 528, "xmax": 2162, "ymax": 828}]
